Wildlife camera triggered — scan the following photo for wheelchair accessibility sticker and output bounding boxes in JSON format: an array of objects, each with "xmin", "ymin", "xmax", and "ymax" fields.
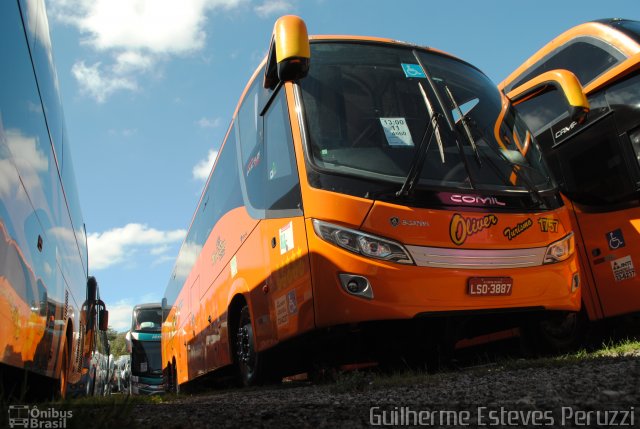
[
  {"xmin": 401, "ymin": 63, "xmax": 426, "ymax": 78},
  {"xmin": 606, "ymin": 228, "xmax": 625, "ymax": 250}
]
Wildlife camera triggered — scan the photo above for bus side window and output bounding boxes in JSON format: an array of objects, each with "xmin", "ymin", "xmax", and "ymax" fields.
[
  {"xmin": 238, "ymin": 78, "xmax": 266, "ymax": 213},
  {"xmin": 508, "ymin": 38, "xmax": 624, "ymax": 91},
  {"xmin": 264, "ymin": 89, "xmax": 302, "ymax": 215}
]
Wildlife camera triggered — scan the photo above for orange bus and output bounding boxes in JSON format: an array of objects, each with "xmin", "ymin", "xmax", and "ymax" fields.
[
  {"xmin": 500, "ymin": 18, "xmax": 640, "ymax": 349},
  {"xmin": 162, "ymin": 16, "xmax": 587, "ymax": 388},
  {"xmin": 1, "ymin": 0, "xmax": 110, "ymax": 399}
]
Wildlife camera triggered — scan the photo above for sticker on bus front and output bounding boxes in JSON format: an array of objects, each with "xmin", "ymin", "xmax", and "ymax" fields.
[
  {"xmin": 380, "ymin": 118, "xmax": 414, "ymax": 147},
  {"xmin": 401, "ymin": 63, "xmax": 426, "ymax": 78},
  {"xmin": 279, "ymin": 221, "xmax": 294, "ymax": 255},
  {"xmin": 611, "ymin": 255, "xmax": 636, "ymax": 282}
]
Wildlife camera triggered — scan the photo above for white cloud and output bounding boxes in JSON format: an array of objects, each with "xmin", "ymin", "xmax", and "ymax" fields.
[
  {"xmin": 113, "ymin": 51, "xmax": 155, "ymax": 74},
  {"xmin": 197, "ymin": 116, "xmax": 222, "ymax": 129},
  {"xmin": 255, "ymin": 0, "xmax": 293, "ymax": 18},
  {"xmin": 192, "ymin": 149, "xmax": 218, "ymax": 181},
  {"xmin": 107, "ymin": 299, "xmax": 134, "ymax": 332},
  {"xmin": 88, "ymin": 223, "xmax": 186, "ymax": 270},
  {"xmin": 49, "ymin": 0, "xmax": 248, "ymax": 102},
  {"xmin": 72, "ymin": 61, "xmax": 137, "ymax": 103}
]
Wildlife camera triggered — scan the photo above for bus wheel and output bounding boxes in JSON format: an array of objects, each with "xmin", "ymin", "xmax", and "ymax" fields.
[
  {"xmin": 172, "ymin": 363, "xmax": 180, "ymax": 394},
  {"xmin": 524, "ymin": 311, "xmax": 586, "ymax": 355},
  {"xmin": 235, "ymin": 305, "xmax": 263, "ymax": 386}
]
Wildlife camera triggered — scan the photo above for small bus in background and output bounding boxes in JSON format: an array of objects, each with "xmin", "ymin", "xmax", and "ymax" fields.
[
  {"xmin": 126, "ymin": 304, "xmax": 164, "ymax": 395},
  {"xmin": 500, "ymin": 18, "xmax": 640, "ymax": 349},
  {"xmin": 162, "ymin": 15, "xmax": 587, "ymax": 389},
  {"xmin": 0, "ymin": 0, "xmax": 109, "ymax": 400}
]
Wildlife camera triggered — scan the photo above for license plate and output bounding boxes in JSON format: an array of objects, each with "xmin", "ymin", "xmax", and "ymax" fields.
[{"xmin": 468, "ymin": 277, "xmax": 513, "ymax": 296}]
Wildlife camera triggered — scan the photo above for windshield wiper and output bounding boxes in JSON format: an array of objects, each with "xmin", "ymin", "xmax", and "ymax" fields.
[
  {"xmin": 395, "ymin": 112, "xmax": 436, "ymax": 197},
  {"xmin": 418, "ymin": 82, "xmax": 445, "ymax": 163},
  {"xmin": 396, "ymin": 78, "xmax": 452, "ymax": 197},
  {"xmin": 443, "ymin": 85, "xmax": 482, "ymax": 167}
]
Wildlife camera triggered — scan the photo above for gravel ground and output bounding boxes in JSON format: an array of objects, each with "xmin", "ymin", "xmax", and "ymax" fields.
[{"xmin": 127, "ymin": 352, "xmax": 640, "ymax": 429}]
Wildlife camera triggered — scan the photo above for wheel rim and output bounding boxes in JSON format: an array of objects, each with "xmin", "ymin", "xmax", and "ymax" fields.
[{"xmin": 236, "ymin": 309, "xmax": 257, "ymax": 381}]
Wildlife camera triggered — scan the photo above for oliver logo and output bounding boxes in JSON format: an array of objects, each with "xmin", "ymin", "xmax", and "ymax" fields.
[{"xmin": 449, "ymin": 213, "xmax": 498, "ymax": 246}]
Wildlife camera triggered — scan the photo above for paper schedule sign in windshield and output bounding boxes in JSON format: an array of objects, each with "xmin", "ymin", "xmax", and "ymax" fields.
[{"xmin": 380, "ymin": 118, "xmax": 414, "ymax": 147}]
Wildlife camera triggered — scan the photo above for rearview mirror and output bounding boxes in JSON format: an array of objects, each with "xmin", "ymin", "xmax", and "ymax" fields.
[
  {"xmin": 87, "ymin": 276, "xmax": 97, "ymax": 302},
  {"xmin": 264, "ymin": 15, "xmax": 310, "ymax": 88},
  {"xmin": 99, "ymin": 309, "xmax": 109, "ymax": 331},
  {"xmin": 506, "ymin": 69, "xmax": 590, "ymax": 123}
]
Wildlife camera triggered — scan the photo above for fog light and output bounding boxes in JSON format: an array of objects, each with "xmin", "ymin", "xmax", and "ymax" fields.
[
  {"xmin": 571, "ymin": 273, "xmax": 580, "ymax": 292},
  {"xmin": 339, "ymin": 274, "xmax": 373, "ymax": 299}
]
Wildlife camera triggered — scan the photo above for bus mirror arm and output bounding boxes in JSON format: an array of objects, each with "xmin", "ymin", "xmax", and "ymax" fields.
[{"xmin": 506, "ymin": 69, "xmax": 590, "ymax": 124}]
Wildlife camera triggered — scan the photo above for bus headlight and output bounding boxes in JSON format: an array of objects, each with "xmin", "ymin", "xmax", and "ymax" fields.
[
  {"xmin": 543, "ymin": 233, "xmax": 575, "ymax": 264},
  {"xmin": 312, "ymin": 219, "xmax": 414, "ymax": 264}
]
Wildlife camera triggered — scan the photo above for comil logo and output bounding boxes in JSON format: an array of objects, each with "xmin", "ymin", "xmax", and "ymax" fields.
[
  {"xmin": 8, "ymin": 405, "xmax": 73, "ymax": 428},
  {"xmin": 449, "ymin": 194, "xmax": 507, "ymax": 207}
]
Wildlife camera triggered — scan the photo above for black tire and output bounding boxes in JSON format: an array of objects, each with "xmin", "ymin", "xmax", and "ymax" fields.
[
  {"xmin": 235, "ymin": 305, "xmax": 268, "ymax": 386},
  {"xmin": 172, "ymin": 362, "xmax": 180, "ymax": 394},
  {"xmin": 522, "ymin": 311, "xmax": 586, "ymax": 355}
]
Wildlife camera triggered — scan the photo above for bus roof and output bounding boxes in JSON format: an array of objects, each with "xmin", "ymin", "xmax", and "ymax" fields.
[
  {"xmin": 133, "ymin": 303, "xmax": 162, "ymax": 311},
  {"xmin": 500, "ymin": 19, "xmax": 640, "ymax": 93}
]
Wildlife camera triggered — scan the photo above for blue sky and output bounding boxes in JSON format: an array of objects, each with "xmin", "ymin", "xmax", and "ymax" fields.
[{"xmin": 45, "ymin": 0, "xmax": 639, "ymax": 331}]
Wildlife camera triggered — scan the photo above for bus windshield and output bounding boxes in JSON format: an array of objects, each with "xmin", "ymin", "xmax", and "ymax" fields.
[
  {"xmin": 131, "ymin": 339, "xmax": 162, "ymax": 376},
  {"xmin": 299, "ymin": 42, "xmax": 554, "ymax": 198},
  {"xmin": 133, "ymin": 307, "xmax": 162, "ymax": 332}
]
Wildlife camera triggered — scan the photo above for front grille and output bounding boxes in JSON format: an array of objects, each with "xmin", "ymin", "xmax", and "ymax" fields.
[{"xmin": 405, "ymin": 245, "xmax": 547, "ymax": 269}]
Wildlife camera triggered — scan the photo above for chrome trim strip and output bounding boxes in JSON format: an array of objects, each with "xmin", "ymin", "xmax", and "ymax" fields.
[{"xmin": 405, "ymin": 245, "xmax": 547, "ymax": 269}]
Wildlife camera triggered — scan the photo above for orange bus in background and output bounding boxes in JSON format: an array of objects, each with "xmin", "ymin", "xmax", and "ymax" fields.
[
  {"xmin": 500, "ymin": 19, "xmax": 640, "ymax": 349},
  {"xmin": 162, "ymin": 16, "xmax": 587, "ymax": 388}
]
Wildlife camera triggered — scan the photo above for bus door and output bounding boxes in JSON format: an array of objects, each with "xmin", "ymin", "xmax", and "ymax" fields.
[
  {"xmin": 572, "ymin": 205, "xmax": 640, "ymax": 318},
  {"xmin": 260, "ymin": 85, "xmax": 314, "ymax": 342}
]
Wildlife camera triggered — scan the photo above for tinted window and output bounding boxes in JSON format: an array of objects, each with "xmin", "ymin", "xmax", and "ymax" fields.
[
  {"xmin": 553, "ymin": 115, "xmax": 636, "ymax": 205},
  {"xmin": 134, "ymin": 307, "xmax": 162, "ymax": 331},
  {"xmin": 509, "ymin": 39, "xmax": 625, "ymax": 90},
  {"xmin": 238, "ymin": 82, "xmax": 260, "ymax": 166},
  {"xmin": 238, "ymin": 79, "xmax": 266, "ymax": 212},
  {"xmin": 514, "ymin": 89, "xmax": 568, "ymax": 136},
  {"xmin": 191, "ymin": 129, "xmax": 243, "ymax": 248},
  {"xmin": 264, "ymin": 90, "xmax": 301, "ymax": 213},
  {"xmin": 300, "ymin": 42, "xmax": 554, "ymax": 194},
  {"xmin": 630, "ymin": 126, "xmax": 640, "ymax": 169}
]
